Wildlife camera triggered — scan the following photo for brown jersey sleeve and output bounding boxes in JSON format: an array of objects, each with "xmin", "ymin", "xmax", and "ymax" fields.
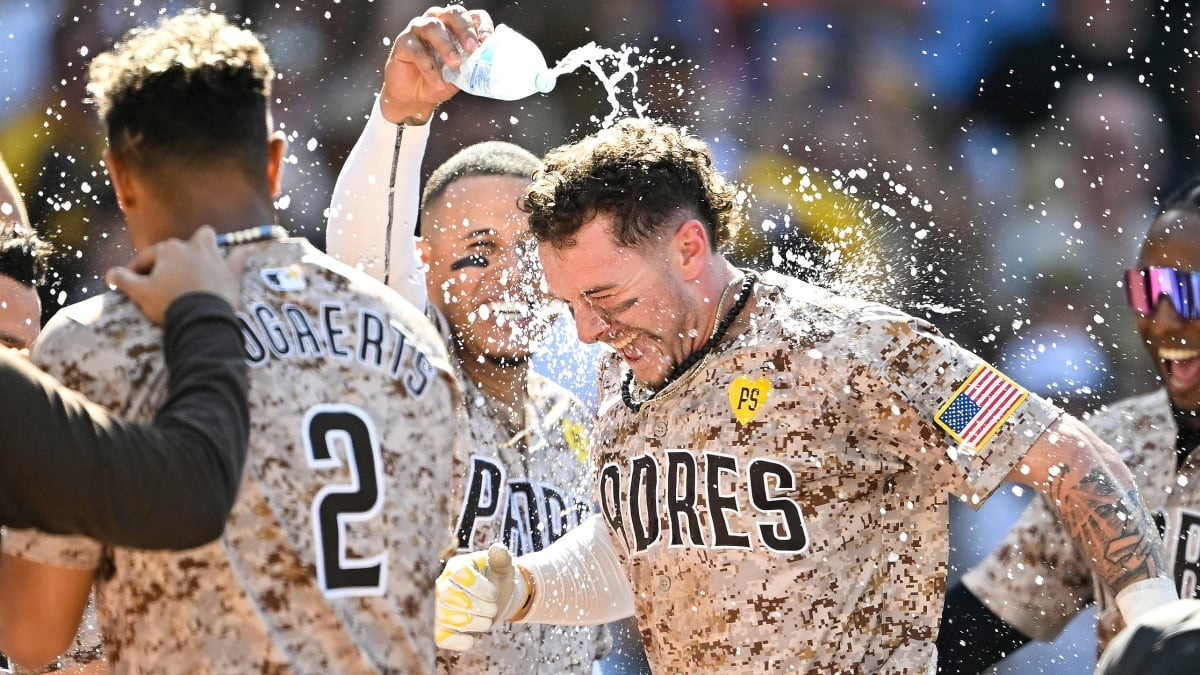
[{"xmin": 0, "ymin": 292, "xmax": 249, "ymax": 549}]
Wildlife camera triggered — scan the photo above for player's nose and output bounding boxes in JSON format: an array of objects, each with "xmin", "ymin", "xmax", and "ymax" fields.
[{"xmin": 574, "ymin": 305, "xmax": 610, "ymax": 345}]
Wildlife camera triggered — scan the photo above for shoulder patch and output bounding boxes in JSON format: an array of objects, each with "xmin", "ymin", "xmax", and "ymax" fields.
[{"xmin": 934, "ymin": 364, "xmax": 1028, "ymax": 452}]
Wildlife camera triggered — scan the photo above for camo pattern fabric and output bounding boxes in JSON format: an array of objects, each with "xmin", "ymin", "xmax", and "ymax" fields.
[
  {"xmin": 588, "ymin": 270, "xmax": 1060, "ymax": 674},
  {"xmin": 964, "ymin": 389, "xmax": 1192, "ymax": 653},
  {"xmin": 5, "ymin": 238, "xmax": 463, "ymax": 674},
  {"xmin": 439, "ymin": 355, "xmax": 608, "ymax": 674}
]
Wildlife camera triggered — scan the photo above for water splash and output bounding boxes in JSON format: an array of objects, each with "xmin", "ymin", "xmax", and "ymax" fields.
[{"xmin": 551, "ymin": 42, "xmax": 646, "ymax": 127}]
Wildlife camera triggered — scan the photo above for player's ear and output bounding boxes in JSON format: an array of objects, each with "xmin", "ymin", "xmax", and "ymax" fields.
[
  {"xmin": 672, "ymin": 219, "xmax": 710, "ymax": 282},
  {"xmin": 266, "ymin": 132, "xmax": 287, "ymax": 198},
  {"xmin": 416, "ymin": 237, "xmax": 432, "ymax": 267},
  {"xmin": 104, "ymin": 149, "xmax": 135, "ymax": 211}
]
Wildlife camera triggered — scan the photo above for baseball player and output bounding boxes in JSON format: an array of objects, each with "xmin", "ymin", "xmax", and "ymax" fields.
[
  {"xmin": 0, "ymin": 11, "xmax": 462, "ymax": 673},
  {"xmin": 432, "ymin": 118, "xmax": 1178, "ymax": 673},
  {"xmin": 0, "ymin": 154, "xmax": 254, "ymax": 675},
  {"xmin": 0, "ymin": 142, "xmax": 250, "ymax": 555},
  {"xmin": 937, "ymin": 179, "xmax": 1200, "ymax": 672},
  {"xmin": 0, "ymin": 151, "xmax": 103, "ymax": 675},
  {"xmin": 326, "ymin": 6, "xmax": 609, "ymax": 672}
]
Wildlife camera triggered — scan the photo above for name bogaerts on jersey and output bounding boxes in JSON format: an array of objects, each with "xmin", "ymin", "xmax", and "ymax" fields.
[{"xmin": 236, "ymin": 299, "xmax": 436, "ymax": 398}]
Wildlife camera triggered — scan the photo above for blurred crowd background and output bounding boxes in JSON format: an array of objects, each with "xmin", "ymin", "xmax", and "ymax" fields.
[{"xmin": 1, "ymin": 1, "xmax": 1196, "ymax": 673}]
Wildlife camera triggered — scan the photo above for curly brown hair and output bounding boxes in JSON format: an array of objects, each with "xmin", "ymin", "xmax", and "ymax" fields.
[
  {"xmin": 87, "ymin": 10, "xmax": 273, "ymax": 186},
  {"xmin": 521, "ymin": 118, "xmax": 744, "ymax": 250}
]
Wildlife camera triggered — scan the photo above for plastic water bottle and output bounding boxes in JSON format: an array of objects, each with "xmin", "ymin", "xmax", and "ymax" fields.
[{"xmin": 442, "ymin": 24, "xmax": 557, "ymax": 101}]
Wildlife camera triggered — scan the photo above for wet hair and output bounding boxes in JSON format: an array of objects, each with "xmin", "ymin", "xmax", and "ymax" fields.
[
  {"xmin": 520, "ymin": 118, "xmax": 744, "ymax": 251},
  {"xmin": 0, "ymin": 153, "xmax": 49, "ymax": 287},
  {"xmin": 421, "ymin": 141, "xmax": 542, "ymax": 214},
  {"xmin": 0, "ymin": 225, "xmax": 50, "ymax": 288},
  {"xmin": 87, "ymin": 10, "xmax": 273, "ymax": 189}
]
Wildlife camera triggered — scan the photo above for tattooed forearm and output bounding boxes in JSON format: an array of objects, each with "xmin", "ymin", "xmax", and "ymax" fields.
[{"xmin": 1046, "ymin": 465, "xmax": 1167, "ymax": 592}]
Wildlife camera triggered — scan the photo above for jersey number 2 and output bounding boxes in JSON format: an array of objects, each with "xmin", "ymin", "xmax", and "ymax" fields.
[{"xmin": 304, "ymin": 404, "xmax": 388, "ymax": 598}]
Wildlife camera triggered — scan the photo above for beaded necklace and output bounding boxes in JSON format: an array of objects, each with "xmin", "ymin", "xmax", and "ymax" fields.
[
  {"xmin": 621, "ymin": 271, "xmax": 757, "ymax": 413},
  {"xmin": 216, "ymin": 224, "xmax": 288, "ymax": 248}
]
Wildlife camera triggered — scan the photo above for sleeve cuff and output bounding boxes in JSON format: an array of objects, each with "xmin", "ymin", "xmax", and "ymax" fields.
[
  {"xmin": 1116, "ymin": 577, "xmax": 1179, "ymax": 626},
  {"xmin": 2, "ymin": 528, "xmax": 103, "ymax": 570},
  {"xmin": 370, "ymin": 96, "xmax": 433, "ymax": 142}
]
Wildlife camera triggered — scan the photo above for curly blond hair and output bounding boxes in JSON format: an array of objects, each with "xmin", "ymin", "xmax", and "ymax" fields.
[{"xmin": 521, "ymin": 118, "xmax": 744, "ymax": 250}]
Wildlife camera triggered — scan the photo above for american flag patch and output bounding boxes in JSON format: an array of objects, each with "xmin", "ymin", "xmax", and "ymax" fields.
[{"xmin": 934, "ymin": 364, "xmax": 1028, "ymax": 451}]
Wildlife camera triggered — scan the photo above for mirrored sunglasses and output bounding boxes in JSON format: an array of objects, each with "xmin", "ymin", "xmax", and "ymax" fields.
[{"xmin": 1125, "ymin": 267, "xmax": 1200, "ymax": 319}]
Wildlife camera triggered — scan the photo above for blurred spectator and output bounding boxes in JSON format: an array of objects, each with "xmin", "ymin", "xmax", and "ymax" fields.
[
  {"xmin": 969, "ymin": 0, "xmax": 1188, "ymax": 137},
  {"xmin": 0, "ymin": 11, "xmax": 123, "ymax": 323},
  {"xmin": 985, "ymin": 76, "xmax": 1165, "ymax": 409}
]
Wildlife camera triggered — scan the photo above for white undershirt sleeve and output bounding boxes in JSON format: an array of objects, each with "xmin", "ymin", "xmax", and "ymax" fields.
[
  {"xmin": 1115, "ymin": 577, "xmax": 1179, "ymax": 626},
  {"xmin": 515, "ymin": 513, "xmax": 636, "ymax": 626},
  {"xmin": 326, "ymin": 97, "xmax": 430, "ymax": 310}
]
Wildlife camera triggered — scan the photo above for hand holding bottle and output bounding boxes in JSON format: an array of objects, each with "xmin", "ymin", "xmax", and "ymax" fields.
[
  {"xmin": 441, "ymin": 24, "xmax": 557, "ymax": 100},
  {"xmin": 379, "ymin": 5, "xmax": 494, "ymax": 125}
]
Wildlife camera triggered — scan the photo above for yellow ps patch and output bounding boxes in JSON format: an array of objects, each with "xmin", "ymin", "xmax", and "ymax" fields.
[
  {"xmin": 561, "ymin": 419, "xmax": 590, "ymax": 463},
  {"xmin": 729, "ymin": 375, "xmax": 771, "ymax": 424}
]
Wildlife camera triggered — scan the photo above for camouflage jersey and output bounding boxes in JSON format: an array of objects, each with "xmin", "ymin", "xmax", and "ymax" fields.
[
  {"xmin": 5, "ymin": 238, "xmax": 462, "ymax": 674},
  {"xmin": 327, "ymin": 106, "xmax": 611, "ymax": 672},
  {"xmin": 964, "ymin": 388, "xmax": 1194, "ymax": 651},
  {"xmin": 428, "ymin": 308, "xmax": 609, "ymax": 674},
  {"xmin": 590, "ymin": 270, "xmax": 1061, "ymax": 674}
]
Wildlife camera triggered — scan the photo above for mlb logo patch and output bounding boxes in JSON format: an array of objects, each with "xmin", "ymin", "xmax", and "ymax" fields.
[
  {"xmin": 261, "ymin": 266, "xmax": 307, "ymax": 292},
  {"xmin": 934, "ymin": 364, "xmax": 1028, "ymax": 451}
]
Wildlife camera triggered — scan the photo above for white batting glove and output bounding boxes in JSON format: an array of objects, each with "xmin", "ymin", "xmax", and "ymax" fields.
[{"xmin": 435, "ymin": 543, "xmax": 529, "ymax": 651}]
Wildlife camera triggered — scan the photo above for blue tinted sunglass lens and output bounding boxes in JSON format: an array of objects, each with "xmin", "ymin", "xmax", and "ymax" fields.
[{"xmin": 1126, "ymin": 267, "xmax": 1200, "ymax": 319}]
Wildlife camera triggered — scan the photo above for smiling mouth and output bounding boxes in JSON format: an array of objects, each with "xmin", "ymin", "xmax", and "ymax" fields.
[
  {"xmin": 606, "ymin": 332, "xmax": 645, "ymax": 361},
  {"xmin": 1159, "ymin": 346, "xmax": 1200, "ymax": 391},
  {"xmin": 610, "ymin": 333, "xmax": 634, "ymax": 350},
  {"xmin": 1159, "ymin": 347, "xmax": 1200, "ymax": 361}
]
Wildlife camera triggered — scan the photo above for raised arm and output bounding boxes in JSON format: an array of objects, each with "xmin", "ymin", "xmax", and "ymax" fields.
[
  {"xmin": 1004, "ymin": 416, "xmax": 1174, "ymax": 623},
  {"xmin": 326, "ymin": 99, "xmax": 430, "ymax": 307},
  {"xmin": 326, "ymin": 5, "xmax": 494, "ymax": 308}
]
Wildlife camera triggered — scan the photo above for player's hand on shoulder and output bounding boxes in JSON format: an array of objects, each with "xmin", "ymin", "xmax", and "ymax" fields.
[
  {"xmin": 435, "ymin": 543, "xmax": 523, "ymax": 651},
  {"xmin": 379, "ymin": 5, "xmax": 495, "ymax": 124},
  {"xmin": 107, "ymin": 225, "xmax": 248, "ymax": 325}
]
